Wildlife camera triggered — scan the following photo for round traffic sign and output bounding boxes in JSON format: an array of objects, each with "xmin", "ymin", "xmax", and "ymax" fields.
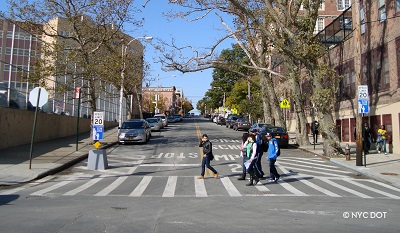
[{"xmin": 29, "ymin": 87, "xmax": 49, "ymax": 107}]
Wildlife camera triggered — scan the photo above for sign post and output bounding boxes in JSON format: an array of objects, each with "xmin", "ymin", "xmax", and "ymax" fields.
[
  {"xmin": 28, "ymin": 87, "xmax": 49, "ymax": 169},
  {"xmin": 357, "ymin": 85, "xmax": 369, "ymax": 167},
  {"xmin": 87, "ymin": 111, "xmax": 107, "ymax": 170}
]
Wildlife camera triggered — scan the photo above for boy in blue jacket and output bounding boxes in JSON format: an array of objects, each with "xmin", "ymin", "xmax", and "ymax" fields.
[{"xmin": 266, "ymin": 133, "xmax": 280, "ymax": 182}]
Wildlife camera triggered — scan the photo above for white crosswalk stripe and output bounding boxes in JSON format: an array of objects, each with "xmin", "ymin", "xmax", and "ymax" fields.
[
  {"xmin": 130, "ymin": 176, "xmax": 152, "ymax": 197},
  {"xmin": 162, "ymin": 176, "xmax": 177, "ymax": 197},
  {"xmin": 220, "ymin": 177, "xmax": 241, "ymax": 197},
  {"xmin": 319, "ymin": 177, "xmax": 373, "ymax": 198}
]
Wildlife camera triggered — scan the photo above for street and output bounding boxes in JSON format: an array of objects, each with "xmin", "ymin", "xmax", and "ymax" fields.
[{"xmin": 1, "ymin": 118, "xmax": 400, "ymax": 233}]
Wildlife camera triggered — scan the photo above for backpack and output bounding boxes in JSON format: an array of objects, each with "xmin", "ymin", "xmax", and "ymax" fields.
[{"xmin": 273, "ymin": 138, "xmax": 280, "ymax": 157}]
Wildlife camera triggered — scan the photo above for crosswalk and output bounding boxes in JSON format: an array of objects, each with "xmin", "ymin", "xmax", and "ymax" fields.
[
  {"xmin": 2, "ymin": 174, "xmax": 400, "ymax": 199},
  {"xmin": 1, "ymin": 157, "xmax": 400, "ymax": 199}
]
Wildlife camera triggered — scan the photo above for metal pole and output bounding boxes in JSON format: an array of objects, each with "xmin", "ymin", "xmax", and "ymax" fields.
[
  {"xmin": 29, "ymin": 88, "xmax": 41, "ymax": 169},
  {"xmin": 119, "ymin": 45, "xmax": 125, "ymax": 127},
  {"xmin": 76, "ymin": 89, "xmax": 81, "ymax": 151},
  {"xmin": 353, "ymin": 0, "xmax": 363, "ymax": 166}
]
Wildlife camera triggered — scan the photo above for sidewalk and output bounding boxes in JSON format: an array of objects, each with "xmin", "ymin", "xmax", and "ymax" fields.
[
  {"xmin": 0, "ymin": 130, "xmax": 399, "ymax": 189},
  {"xmin": 0, "ymin": 127, "xmax": 119, "ymax": 186},
  {"xmin": 290, "ymin": 133, "xmax": 400, "ymax": 189}
]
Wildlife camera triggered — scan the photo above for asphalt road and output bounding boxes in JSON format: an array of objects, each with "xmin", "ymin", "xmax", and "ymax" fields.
[{"xmin": 1, "ymin": 118, "xmax": 399, "ymax": 233}]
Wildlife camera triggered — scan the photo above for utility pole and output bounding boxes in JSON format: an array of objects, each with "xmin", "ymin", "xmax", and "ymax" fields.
[{"xmin": 353, "ymin": 1, "xmax": 363, "ymax": 166}]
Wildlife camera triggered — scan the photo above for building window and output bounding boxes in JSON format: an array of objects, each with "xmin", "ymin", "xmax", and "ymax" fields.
[
  {"xmin": 337, "ymin": 0, "xmax": 350, "ymax": 11},
  {"xmin": 340, "ymin": 17, "xmax": 352, "ymax": 30},
  {"xmin": 360, "ymin": 6, "xmax": 366, "ymax": 34},
  {"xmin": 314, "ymin": 18, "xmax": 324, "ymax": 34},
  {"xmin": 378, "ymin": 0, "xmax": 386, "ymax": 22},
  {"xmin": 397, "ymin": 0, "xmax": 400, "ymax": 14}
]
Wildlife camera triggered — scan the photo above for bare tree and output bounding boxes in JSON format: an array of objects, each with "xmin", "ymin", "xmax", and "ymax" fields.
[{"xmin": 155, "ymin": 0, "xmax": 344, "ymax": 155}]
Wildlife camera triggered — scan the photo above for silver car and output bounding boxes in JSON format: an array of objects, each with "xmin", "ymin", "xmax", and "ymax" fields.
[
  {"xmin": 118, "ymin": 119, "xmax": 151, "ymax": 144},
  {"xmin": 146, "ymin": 117, "xmax": 162, "ymax": 131}
]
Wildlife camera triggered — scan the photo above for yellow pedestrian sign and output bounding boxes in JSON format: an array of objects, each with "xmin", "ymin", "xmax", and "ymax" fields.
[{"xmin": 280, "ymin": 98, "xmax": 290, "ymax": 109}]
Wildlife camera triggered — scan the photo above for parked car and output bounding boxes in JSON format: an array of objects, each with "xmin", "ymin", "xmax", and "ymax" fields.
[
  {"xmin": 216, "ymin": 115, "xmax": 226, "ymax": 126},
  {"xmin": 226, "ymin": 115, "xmax": 239, "ymax": 128},
  {"xmin": 232, "ymin": 118, "xmax": 251, "ymax": 131},
  {"xmin": 173, "ymin": 114, "xmax": 183, "ymax": 122},
  {"xmin": 249, "ymin": 123, "xmax": 273, "ymax": 133},
  {"xmin": 260, "ymin": 126, "xmax": 289, "ymax": 148},
  {"xmin": 146, "ymin": 117, "xmax": 162, "ymax": 131},
  {"xmin": 184, "ymin": 113, "xmax": 191, "ymax": 118},
  {"xmin": 154, "ymin": 114, "xmax": 168, "ymax": 127},
  {"xmin": 168, "ymin": 115, "xmax": 176, "ymax": 123},
  {"xmin": 118, "ymin": 119, "xmax": 152, "ymax": 144}
]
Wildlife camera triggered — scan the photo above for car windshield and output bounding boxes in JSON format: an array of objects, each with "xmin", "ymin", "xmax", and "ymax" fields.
[
  {"xmin": 146, "ymin": 118, "xmax": 158, "ymax": 123},
  {"xmin": 121, "ymin": 121, "xmax": 144, "ymax": 129},
  {"xmin": 261, "ymin": 126, "xmax": 286, "ymax": 133}
]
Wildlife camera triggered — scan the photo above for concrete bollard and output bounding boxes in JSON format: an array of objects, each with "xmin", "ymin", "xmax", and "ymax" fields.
[{"xmin": 87, "ymin": 149, "xmax": 108, "ymax": 170}]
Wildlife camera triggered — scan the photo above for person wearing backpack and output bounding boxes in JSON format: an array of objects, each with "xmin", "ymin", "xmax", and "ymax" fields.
[
  {"xmin": 266, "ymin": 132, "xmax": 281, "ymax": 182},
  {"xmin": 198, "ymin": 134, "xmax": 218, "ymax": 179},
  {"xmin": 250, "ymin": 128, "xmax": 265, "ymax": 178}
]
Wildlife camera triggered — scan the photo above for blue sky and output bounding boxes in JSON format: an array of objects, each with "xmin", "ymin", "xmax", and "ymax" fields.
[
  {"xmin": 1, "ymin": 0, "xmax": 236, "ymax": 107},
  {"xmin": 136, "ymin": 1, "xmax": 235, "ymax": 106}
]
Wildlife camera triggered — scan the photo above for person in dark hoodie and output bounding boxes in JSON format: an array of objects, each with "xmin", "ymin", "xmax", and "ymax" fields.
[{"xmin": 198, "ymin": 134, "xmax": 218, "ymax": 179}]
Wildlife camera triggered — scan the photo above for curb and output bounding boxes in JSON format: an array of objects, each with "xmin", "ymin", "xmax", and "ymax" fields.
[{"xmin": 30, "ymin": 141, "xmax": 118, "ymax": 183}]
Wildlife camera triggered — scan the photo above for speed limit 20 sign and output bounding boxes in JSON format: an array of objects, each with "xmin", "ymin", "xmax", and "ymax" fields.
[
  {"xmin": 93, "ymin": 112, "xmax": 104, "ymax": 125},
  {"xmin": 358, "ymin": 85, "xmax": 369, "ymax": 100}
]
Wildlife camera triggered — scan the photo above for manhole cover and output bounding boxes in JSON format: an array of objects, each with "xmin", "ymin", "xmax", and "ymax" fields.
[{"xmin": 381, "ymin": 173, "xmax": 398, "ymax": 176}]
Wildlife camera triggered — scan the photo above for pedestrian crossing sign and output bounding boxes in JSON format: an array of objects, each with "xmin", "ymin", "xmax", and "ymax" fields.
[{"xmin": 280, "ymin": 98, "xmax": 290, "ymax": 109}]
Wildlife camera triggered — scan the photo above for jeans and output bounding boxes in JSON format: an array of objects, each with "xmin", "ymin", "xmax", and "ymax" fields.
[
  {"xmin": 201, "ymin": 156, "xmax": 217, "ymax": 176},
  {"xmin": 378, "ymin": 138, "xmax": 387, "ymax": 153},
  {"xmin": 255, "ymin": 153, "xmax": 264, "ymax": 177},
  {"xmin": 269, "ymin": 159, "xmax": 280, "ymax": 180},
  {"xmin": 247, "ymin": 156, "xmax": 259, "ymax": 178}
]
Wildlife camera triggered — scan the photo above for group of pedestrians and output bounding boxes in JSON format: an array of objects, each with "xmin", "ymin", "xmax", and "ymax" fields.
[
  {"xmin": 354, "ymin": 122, "xmax": 388, "ymax": 155},
  {"xmin": 238, "ymin": 129, "xmax": 280, "ymax": 186},
  {"xmin": 197, "ymin": 130, "xmax": 281, "ymax": 186}
]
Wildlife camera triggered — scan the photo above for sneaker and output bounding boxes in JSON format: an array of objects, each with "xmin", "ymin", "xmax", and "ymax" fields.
[
  {"xmin": 378, "ymin": 150, "xmax": 381, "ymax": 154},
  {"xmin": 214, "ymin": 173, "xmax": 219, "ymax": 179},
  {"xmin": 274, "ymin": 176, "xmax": 281, "ymax": 182},
  {"xmin": 268, "ymin": 179, "xmax": 275, "ymax": 183},
  {"xmin": 197, "ymin": 176, "xmax": 204, "ymax": 179},
  {"xmin": 253, "ymin": 177, "xmax": 260, "ymax": 185},
  {"xmin": 384, "ymin": 152, "xmax": 387, "ymax": 155}
]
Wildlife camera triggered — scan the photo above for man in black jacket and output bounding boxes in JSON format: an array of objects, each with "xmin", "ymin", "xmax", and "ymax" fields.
[{"xmin": 198, "ymin": 134, "xmax": 218, "ymax": 179}]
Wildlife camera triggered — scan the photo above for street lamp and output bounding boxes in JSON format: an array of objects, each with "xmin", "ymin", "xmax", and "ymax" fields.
[{"xmin": 119, "ymin": 36, "xmax": 152, "ymax": 127}]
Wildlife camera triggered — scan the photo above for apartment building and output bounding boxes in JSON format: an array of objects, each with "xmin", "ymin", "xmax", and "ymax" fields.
[
  {"xmin": 142, "ymin": 86, "xmax": 177, "ymax": 115},
  {"xmin": 0, "ymin": 18, "xmax": 42, "ymax": 109},
  {"xmin": 284, "ymin": 1, "xmax": 400, "ymax": 153}
]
